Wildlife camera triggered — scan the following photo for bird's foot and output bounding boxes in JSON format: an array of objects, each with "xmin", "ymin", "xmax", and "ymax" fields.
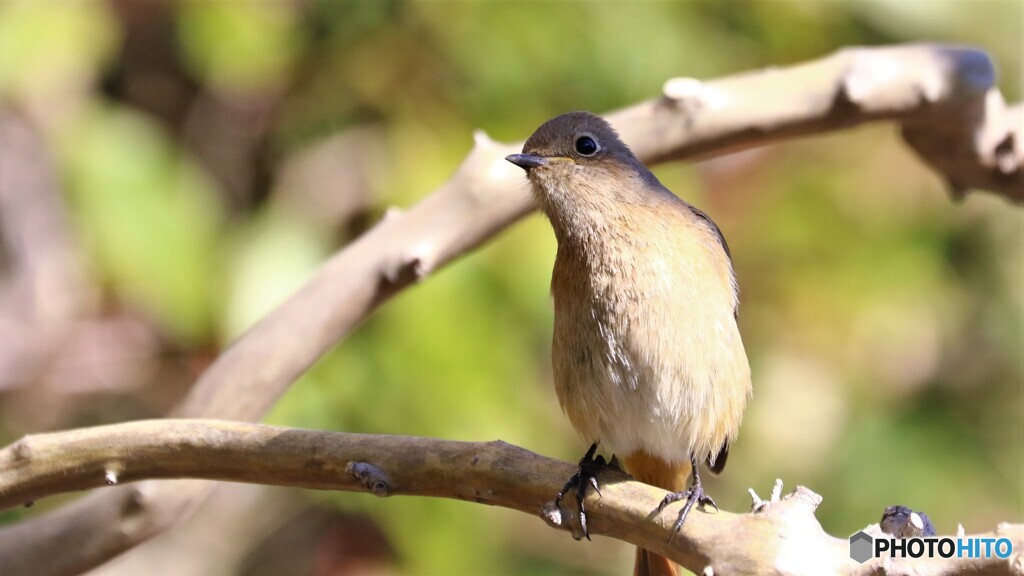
[
  {"xmin": 555, "ymin": 442, "xmax": 607, "ymax": 540},
  {"xmin": 657, "ymin": 482, "xmax": 718, "ymax": 542}
]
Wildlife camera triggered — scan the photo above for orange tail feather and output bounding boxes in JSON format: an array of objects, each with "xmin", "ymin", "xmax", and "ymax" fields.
[
  {"xmin": 622, "ymin": 452, "xmax": 691, "ymax": 576},
  {"xmin": 634, "ymin": 547, "xmax": 678, "ymax": 576}
]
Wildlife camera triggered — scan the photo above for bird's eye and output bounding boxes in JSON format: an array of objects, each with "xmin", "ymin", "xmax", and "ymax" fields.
[{"xmin": 574, "ymin": 135, "xmax": 599, "ymax": 156}]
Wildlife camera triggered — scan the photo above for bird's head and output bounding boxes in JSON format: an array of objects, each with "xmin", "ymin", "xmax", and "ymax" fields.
[{"xmin": 505, "ymin": 111, "xmax": 656, "ymax": 212}]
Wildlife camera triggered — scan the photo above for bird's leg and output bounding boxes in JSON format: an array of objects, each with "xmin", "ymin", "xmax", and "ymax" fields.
[
  {"xmin": 656, "ymin": 455, "xmax": 719, "ymax": 542},
  {"xmin": 555, "ymin": 442, "xmax": 607, "ymax": 540}
]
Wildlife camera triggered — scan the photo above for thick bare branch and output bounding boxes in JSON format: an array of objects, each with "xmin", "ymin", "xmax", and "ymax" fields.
[
  {"xmin": 1, "ymin": 420, "xmax": 1020, "ymax": 576},
  {"xmin": 0, "ymin": 43, "xmax": 1018, "ymax": 576},
  {"xmin": 615, "ymin": 44, "xmax": 1021, "ymax": 200}
]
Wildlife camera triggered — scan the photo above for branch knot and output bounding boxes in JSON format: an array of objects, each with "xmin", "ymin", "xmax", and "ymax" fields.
[{"xmin": 346, "ymin": 461, "xmax": 391, "ymax": 497}]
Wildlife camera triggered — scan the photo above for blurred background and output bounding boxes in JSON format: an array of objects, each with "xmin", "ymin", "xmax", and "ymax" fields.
[{"xmin": 0, "ymin": 1, "xmax": 1020, "ymax": 575}]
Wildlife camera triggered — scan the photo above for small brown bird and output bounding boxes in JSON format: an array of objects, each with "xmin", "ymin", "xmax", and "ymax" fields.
[{"xmin": 507, "ymin": 112, "xmax": 751, "ymax": 576}]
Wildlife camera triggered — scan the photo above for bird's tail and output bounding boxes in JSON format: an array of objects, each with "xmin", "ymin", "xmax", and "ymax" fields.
[
  {"xmin": 622, "ymin": 452, "xmax": 691, "ymax": 576},
  {"xmin": 633, "ymin": 548, "xmax": 677, "ymax": 576}
]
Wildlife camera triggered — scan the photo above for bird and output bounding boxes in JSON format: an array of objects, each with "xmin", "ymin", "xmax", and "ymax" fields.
[{"xmin": 506, "ymin": 111, "xmax": 752, "ymax": 576}]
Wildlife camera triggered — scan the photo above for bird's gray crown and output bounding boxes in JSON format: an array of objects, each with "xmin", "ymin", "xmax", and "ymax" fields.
[{"xmin": 521, "ymin": 111, "xmax": 635, "ymax": 163}]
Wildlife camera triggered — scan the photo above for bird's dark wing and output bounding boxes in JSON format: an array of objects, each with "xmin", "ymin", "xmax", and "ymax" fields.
[
  {"xmin": 686, "ymin": 204, "xmax": 731, "ymax": 261},
  {"xmin": 707, "ymin": 443, "xmax": 729, "ymax": 475},
  {"xmin": 684, "ymin": 203, "xmax": 738, "ymax": 319}
]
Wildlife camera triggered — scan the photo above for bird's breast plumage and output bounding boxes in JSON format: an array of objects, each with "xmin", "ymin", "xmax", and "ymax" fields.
[{"xmin": 549, "ymin": 198, "xmax": 750, "ymax": 466}]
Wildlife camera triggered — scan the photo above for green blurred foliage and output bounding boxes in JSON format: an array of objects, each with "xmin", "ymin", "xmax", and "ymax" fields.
[
  {"xmin": 0, "ymin": 0, "xmax": 1020, "ymax": 574},
  {"xmin": 0, "ymin": 1, "xmax": 118, "ymax": 99},
  {"xmin": 60, "ymin": 104, "xmax": 224, "ymax": 341},
  {"xmin": 178, "ymin": 1, "xmax": 305, "ymax": 93},
  {"xmin": 222, "ymin": 206, "xmax": 334, "ymax": 341}
]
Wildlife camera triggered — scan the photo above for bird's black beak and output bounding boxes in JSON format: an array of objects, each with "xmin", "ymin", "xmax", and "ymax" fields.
[{"xmin": 506, "ymin": 153, "xmax": 547, "ymax": 170}]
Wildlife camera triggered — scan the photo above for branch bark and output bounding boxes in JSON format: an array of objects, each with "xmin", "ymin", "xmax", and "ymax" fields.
[
  {"xmin": 1, "ymin": 420, "xmax": 1020, "ymax": 576},
  {"xmin": 0, "ymin": 43, "xmax": 1019, "ymax": 576}
]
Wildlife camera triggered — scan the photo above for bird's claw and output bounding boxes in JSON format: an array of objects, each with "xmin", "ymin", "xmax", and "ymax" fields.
[
  {"xmin": 658, "ymin": 483, "xmax": 718, "ymax": 543},
  {"xmin": 608, "ymin": 454, "xmax": 623, "ymax": 471},
  {"xmin": 555, "ymin": 442, "xmax": 607, "ymax": 540}
]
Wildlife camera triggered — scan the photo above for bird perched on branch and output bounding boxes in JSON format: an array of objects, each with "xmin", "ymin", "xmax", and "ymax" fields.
[{"xmin": 507, "ymin": 111, "xmax": 752, "ymax": 576}]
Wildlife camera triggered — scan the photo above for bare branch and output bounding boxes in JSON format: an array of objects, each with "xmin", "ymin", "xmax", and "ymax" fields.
[
  {"xmin": 614, "ymin": 44, "xmax": 1021, "ymax": 201},
  {"xmin": 0, "ymin": 43, "xmax": 1018, "ymax": 576},
  {"xmin": 1, "ymin": 420, "xmax": 1020, "ymax": 576}
]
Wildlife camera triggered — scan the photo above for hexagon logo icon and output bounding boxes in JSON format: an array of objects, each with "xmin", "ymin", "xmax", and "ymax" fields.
[{"xmin": 849, "ymin": 531, "xmax": 873, "ymax": 563}]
